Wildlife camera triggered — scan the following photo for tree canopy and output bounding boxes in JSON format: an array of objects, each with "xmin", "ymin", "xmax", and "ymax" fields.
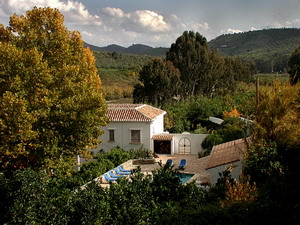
[
  {"xmin": 166, "ymin": 31, "xmax": 211, "ymax": 97},
  {"xmin": 133, "ymin": 31, "xmax": 253, "ymax": 105},
  {"xmin": 133, "ymin": 58, "xmax": 181, "ymax": 106},
  {"xmin": 0, "ymin": 7, "xmax": 107, "ymax": 175}
]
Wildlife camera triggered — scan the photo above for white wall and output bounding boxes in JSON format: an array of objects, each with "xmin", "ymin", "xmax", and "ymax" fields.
[
  {"xmin": 149, "ymin": 114, "xmax": 165, "ymax": 151},
  {"xmin": 93, "ymin": 121, "xmax": 152, "ymax": 153},
  {"xmin": 207, "ymin": 160, "xmax": 243, "ymax": 185},
  {"xmin": 150, "ymin": 114, "xmax": 165, "ymax": 134},
  {"xmin": 93, "ymin": 115, "xmax": 207, "ymax": 157},
  {"xmin": 172, "ymin": 134, "xmax": 208, "ymax": 155}
]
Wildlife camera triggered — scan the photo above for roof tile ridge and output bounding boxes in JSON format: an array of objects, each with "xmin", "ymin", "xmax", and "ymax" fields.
[
  {"xmin": 135, "ymin": 104, "xmax": 146, "ymax": 110},
  {"xmin": 135, "ymin": 104, "xmax": 155, "ymax": 121}
]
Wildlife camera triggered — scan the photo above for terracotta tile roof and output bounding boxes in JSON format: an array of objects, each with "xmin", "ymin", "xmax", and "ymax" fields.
[
  {"xmin": 152, "ymin": 134, "xmax": 174, "ymax": 141},
  {"xmin": 107, "ymin": 104, "xmax": 166, "ymax": 122},
  {"xmin": 206, "ymin": 138, "xmax": 249, "ymax": 169}
]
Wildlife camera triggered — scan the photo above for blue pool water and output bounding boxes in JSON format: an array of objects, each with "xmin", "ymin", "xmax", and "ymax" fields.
[{"xmin": 177, "ymin": 173, "xmax": 194, "ymax": 184}]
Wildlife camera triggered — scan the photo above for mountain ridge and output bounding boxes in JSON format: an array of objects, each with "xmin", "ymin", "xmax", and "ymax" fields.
[{"xmin": 84, "ymin": 42, "xmax": 168, "ymax": 57}]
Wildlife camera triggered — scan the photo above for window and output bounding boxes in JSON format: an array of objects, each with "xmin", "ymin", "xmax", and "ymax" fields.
[
  {"xmin": 108, "ymin": 129, "xmax": 115, "ymax": 142},
  {"xmin": 131, "ymin": 130, "xmax": 141, "ymax": 143}
]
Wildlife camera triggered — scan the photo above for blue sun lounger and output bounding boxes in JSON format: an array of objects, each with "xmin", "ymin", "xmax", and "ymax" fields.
[
  {"xmin": 108, "ymin": 171, "xmax": 122, "ymax": 179},
  {"xmin": 114, "ymin": 168, "xmax": 131, "ymax": 176},
  {"xmin": 103, "ymin": 173, "xmax": 118, "ymax": 182},
  {"xmin": 178, "ymin": 159, "xmax": 187, "ymax": 170},
  {"xmin": 118, "ymin": 165, "xmax": 132, "ymax": 173},
  {"xmin": 166, "ymin": 159, "xmax": 173, "ymax": 166}
]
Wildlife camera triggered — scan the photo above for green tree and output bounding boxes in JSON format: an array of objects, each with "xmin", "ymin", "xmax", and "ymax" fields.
[
  {"xmin": 201, "ymin": 50, "xmax": 225, "ymax": 97},
  {"xmin": 100, "ymin": 146, "xmax": 131, "ymax": 167},
  {"xmin": 288, "ymin": 46, "xmax": 300, "ymax": 84},
  {"xmin": 0, "ymin": 7, "xmax": 107, "ymax": 175},
  {"xmin": 133, "ymin": 58, "xmax": 181, "ymax": 106},
  {"xmin": 222, "ymin": 57, "xmax": 253, "ymax": 91},
  {"xmin": 166, "ymin": 31, "xmax": 211, "ymax": 97},
  {"xmin": 77, "ymin": 159, "xmax": 114, "ymax": 184}
]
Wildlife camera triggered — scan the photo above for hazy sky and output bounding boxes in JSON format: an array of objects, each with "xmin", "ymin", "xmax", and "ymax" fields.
[{"xmin": 1, "ymin": 0, "xmax": 300, "ymax": 47}]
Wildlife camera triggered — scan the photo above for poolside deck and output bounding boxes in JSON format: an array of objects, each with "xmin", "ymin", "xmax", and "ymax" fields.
[{"xmin": 137, "ymin": 154, "xmax": 211, "ymax": 184}]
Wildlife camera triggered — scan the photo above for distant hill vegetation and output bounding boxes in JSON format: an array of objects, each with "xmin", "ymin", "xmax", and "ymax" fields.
[
  {"xmin": 208, "ymin": 28, "xmax": 300, "ymax": 73},
  {"xmin": 84, "ymin": 42, "xmax": 168, "ymax": 57},
  {"xmin": 87, "ymin": 28, "xmax": 300, "ymax": 100},
  {"xmin": 86, "ymin": 28, "xmax": 300, "ymax": 73}
]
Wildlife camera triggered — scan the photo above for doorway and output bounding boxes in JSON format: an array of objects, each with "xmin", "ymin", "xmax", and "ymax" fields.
[
  {"xmin": 154, "ymin": 140, "xmax": 171, "ymax": 154},
  {"xmin": 179, "ymin": 137, "xmax": 191, "ymax": 154}
]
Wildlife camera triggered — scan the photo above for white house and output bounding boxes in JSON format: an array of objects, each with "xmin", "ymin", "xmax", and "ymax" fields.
[
  {"xmin": 205, "ymin": 138, "xmax": 249, "ymax": 184},
  {"xmin": 94, "ymin": 104, "xmax": 207, "ymax": 155},
  {"xmin": 93, "ymin": 104, "xmax": 166, "ymax": 153}
]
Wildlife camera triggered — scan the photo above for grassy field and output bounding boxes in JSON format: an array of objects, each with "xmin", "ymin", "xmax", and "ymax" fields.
[
  {"xmin": 253, "ymin": 73, "xmax": 289, "ymax": 84},
  {"xmin": 99, "ymin": 68, "xmax": 139, "ymax": 100}
]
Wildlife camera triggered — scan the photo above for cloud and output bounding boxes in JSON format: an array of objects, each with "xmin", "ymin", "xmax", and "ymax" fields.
[
  {"xmin": 101, "ymin": 7, "xmax": 171, "ymax": 33},
  {"xmin": 226, "ymin": 28, "xmax": 243, "ymax": 34},
  {"xmin": 93, "ymin": 7, "xmax": 216, "ymax": 46},
  {"xmin": 0, "ymin": 1, "xmax": 216, "ymax": 47},
  {"xmin": 0, "ymin": 0, "xmax": 101, "ymax": 26},
  {"xmin": 82, "ymin": 31, "xmax": 92, "ymax": 37},
  {"xmin": 128, "ymin": 10, "xmax": 170, "ymax": 32},
  {"xmin": 262, "ymin": 18, "xmax": 300, "ymax": 30},
  {"xmin": 277, "ymin": 18, "xmax": 300, "ymax": 27},
  {"xmin": 102, "ymin": 7, "xmax": 124, "ymax": 18}
]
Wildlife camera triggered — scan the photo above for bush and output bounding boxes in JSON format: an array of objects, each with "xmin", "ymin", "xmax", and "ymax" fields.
[
  {"xmin": 201, "ymin": 117, "xmax": 250, "ymax": 153},
  {"xmin": 193, "ymin": 124, "xmax": 208, "ymax": 134},
  {"xmin": 101, "ymin": 146, "xmax": 131, "ymax": 167},
  {"xmin": 201, "ymin": 134, "xmax": 224, "ymax": 153},
  {"xmin": 5, "ymin": 170, "xmax": 72, "ymax": 224},
  {"xmin": 78, "ymin": 159, "xmax": 114, "ymax": 184},
  {"xmin": 218, "ymin": 117, "xmax": 249, "ymax": 142},
  {"xmin": 128, "ymin": 146, "xmax": 152, "ymax": 159}
]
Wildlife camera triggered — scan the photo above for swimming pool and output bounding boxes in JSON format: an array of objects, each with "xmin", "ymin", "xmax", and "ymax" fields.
[{"xmin": 177, "ymin": 173, "xmax": 195, "ymax": 184}]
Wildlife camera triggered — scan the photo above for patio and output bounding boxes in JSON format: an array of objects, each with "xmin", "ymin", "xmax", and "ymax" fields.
[{"xmin": 133, "ymin": 154, "xmax": 211, "ymax": 184}]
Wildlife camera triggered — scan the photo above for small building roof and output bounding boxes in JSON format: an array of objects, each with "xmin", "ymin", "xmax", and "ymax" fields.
[
  {"xmin": 206, "ymin": 138, "xmax": 249, "ymax": 169},
  {"xmin": 152, "ymin": 134, "xmax": 174, "ymax": 141},
  {"xmin": 107, "ymin": 104, "xmax": 166, "ymax": 122},
  {"xmin": 209, "ymin": 116, "xmax": 224, "ymax": 125}
]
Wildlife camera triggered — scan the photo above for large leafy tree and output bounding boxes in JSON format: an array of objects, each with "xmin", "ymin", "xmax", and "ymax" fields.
[
  {"xmin": 0, "ymin": 7, "xmax": 107, "ymax": 175},
  {"xmin": 133, "ymin": 58, "xmax": 181, "ymax": 106},
  {"xmin": 288, "ymin": 46, "xmax": 300, "ymax": 84},
  {"xmin": 166, "ymin": 31, "xmax": 211, "ymax": 97},
  {"xmin": 166, "ymin": 31, "xmax": 254, "ymax": 98}
]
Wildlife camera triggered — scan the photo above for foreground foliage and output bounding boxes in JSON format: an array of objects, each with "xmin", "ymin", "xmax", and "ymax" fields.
[{"xmin": 245, "ymin": 81, "xmax": 300, "ymax": 223}]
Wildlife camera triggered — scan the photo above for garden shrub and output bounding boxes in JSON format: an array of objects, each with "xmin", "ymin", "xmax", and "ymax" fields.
[
  {"xmin": 128, "ymin": 146, "xmax": 152, "ymax": 159},
  {"xmin": 101, "ymin": 146, "xmax": 131, "ymax": 167},
  {"xmin": 201, "ymin": 117, "xmax": 249, "ymax": 153},
  {"xmin": 201, "ymin": 134, "xmax": 224, "ymax": 153},
  {"xmin": 218, "ymin": 117, "xmax": 247, "ymax": 142},
  {"xmin": 78, "ymin": 159, "xmax": 114, "ymax": 183}
]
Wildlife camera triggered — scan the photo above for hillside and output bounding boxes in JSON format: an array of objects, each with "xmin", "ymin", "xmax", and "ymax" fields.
[
  {"xmin": 92, "ymin": 51, "xmax": 152, "ymax": 101},
  {"xmin": 89, "ymin": 28, "xmax": 300, "ymax": 100},
  {"xmin": 86, "ymin": 28, "xmax": 300, "ymax": 73},
  {"xmin": 84, "ymin": 42, "xmax": 168, "ymax": 57},
  {"xmin": 208, "ymin": 28, "xmax": 300, "ymax": 72}
]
